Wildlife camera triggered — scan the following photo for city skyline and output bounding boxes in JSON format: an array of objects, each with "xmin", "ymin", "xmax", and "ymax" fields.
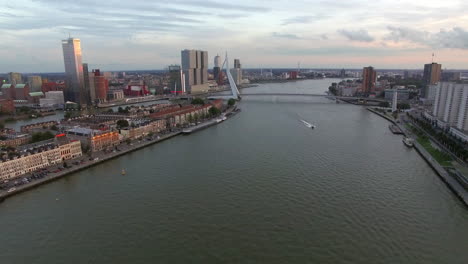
[{"xmin": 1, "ymin": 0, "xmax": 468, "ymax": 72}]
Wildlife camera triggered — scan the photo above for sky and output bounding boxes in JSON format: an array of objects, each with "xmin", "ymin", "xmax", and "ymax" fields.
[{"xmin": 1, "ymin": 0, "xmax": 468, "ymax": 72}]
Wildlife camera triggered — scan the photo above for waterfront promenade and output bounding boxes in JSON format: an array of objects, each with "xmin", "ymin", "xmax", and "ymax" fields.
[
  {"xmin": 0, "ymin": 109, "xmax": 239, "ymax": 202},
  {"xmin": 366, "ymin": 107, "xmax": 468, "ymax": 207}
]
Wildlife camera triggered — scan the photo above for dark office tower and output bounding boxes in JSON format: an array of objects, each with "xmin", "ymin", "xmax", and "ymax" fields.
[
  {"xmin": 213, "ymin": 54, "xmax": 221, "ymax": 81},
  {"xmin": 82, "ymin": 63, "xmax": 92, "ymax": 106},
  {"xmin": 362, "ymin": 66, "xmax": 376, "ymax": 94},
  {"xmin": 422, "ymin": 62, "xmax": 441, "ymax": 98},
  {"xmin": 340, "ymin": 69, "xmax": 346, "ymax": 78},
  {"xmin": 168, "ymin": 65, "xmax": 185, "ymax": 94},
  {"xmin": 234, "ymin": 59, "xmax": 241, "ymax": 69},
  {"xmin": 62, "ymin": 37, "xmax": 85, "ymax": 104}
]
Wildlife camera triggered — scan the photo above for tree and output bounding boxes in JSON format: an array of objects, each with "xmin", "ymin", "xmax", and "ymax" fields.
[
  {"xmin": 228, "ymin": 98, "xmax": 236, "ymax": 106},
  {"xmin": 0, "ymin": 122, "xmax": 4, "ymax": 129},
  {"xmin": 126, "ymin": 138, "xmax": 131, "ymax": 145},
  {"xmin": 379, "ymin": 102, "xmax": 390, "ymax": 108},
  {"xmin": 116, "ymin": 119, "xmax": 129, "ymax": 128},
  {"xmin": 187, "ymin": 114, "xmax": 193, "ymax": 124},
  {"xmin": 51, "ymin": 125, "xmax": 58, "ymax": 131},
  {"xmin": 107, "ymin": 109, "xmax": 114, "ymax": 113},
  {"xmin": 118, "ymin": 107, "xmax": 124, "ymax": 113},
  {"xmin": 31, "ymin": 131, "xmax": 55, "ymax": 143},
  {"xmin": 64, "ymin": 112, "xmax": 72, "ymax": 119},
  {"xmin": 191, "ymin": 98, "xmax": 205, "ymax": 105},
  {"xmin": 397, "ymin": 103, "xmax": 410, "ymax": 110},
  {"xmin": 209, "ymin": 107, "xmax": 221, "ymax": 117}
]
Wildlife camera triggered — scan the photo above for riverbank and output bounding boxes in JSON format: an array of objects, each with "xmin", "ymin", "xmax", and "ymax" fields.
[
  {"xmin": 366, "ymin": 107, "xmax": 468, "ymax": 207},
  {"xmin": 0, "ymin": 108, "xmax": 240, "ymax": 203}
]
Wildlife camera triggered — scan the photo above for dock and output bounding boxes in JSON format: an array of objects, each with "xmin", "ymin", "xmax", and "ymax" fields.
[{"xmin": 389, "ymin": 124, "xmax": 403, "ymax": 134}]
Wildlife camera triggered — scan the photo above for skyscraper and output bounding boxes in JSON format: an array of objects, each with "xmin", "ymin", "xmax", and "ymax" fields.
[
  {"xmin": 230, "ymin": 58, "xmax": 242, "ymax": 86},
  {"xmin": 8, "ymin": 72, "xmax": 22, "ymax": 86},
  {"xmin": 213, "ymin": 54, "xmax": 221, "ymax": 82},
  {"xmin": 82, "ymin": 63, "xmax": 92, "ymax": 105},
  {"xmin": 362, "ymin": 66, "xmax": 376, "ymax": 94},
  {"xmin": 168, "ymin": 65, "xmax": 186, "ymax": 94},
  {"xmin": 27, "ymin": 76, "xmax": 42, "ymax": 92},
  {"xmin": 181, "ymin": 49, "xmax": 208, "ymax": 93},
  {"xmin": 62, "ymin": 37, "xmax": 85, "ymax": 104},
  {"xmin": 422, "ymin": 62, "xmax": 442, "ymax": 98}
]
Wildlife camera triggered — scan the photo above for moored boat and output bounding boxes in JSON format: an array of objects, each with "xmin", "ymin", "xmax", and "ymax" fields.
[{"xmin": 403, "ymin": 137, "xmax": 414, "ymax": 147}]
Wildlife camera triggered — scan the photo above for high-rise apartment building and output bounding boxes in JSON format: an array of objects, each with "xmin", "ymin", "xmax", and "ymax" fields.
[
  {"xmin": 8, "ymin": 72, "xmax": 22, "ymax": 86},
  {"xmin": 27, "ymin": 76, "xmax": 42, "ymax": 92},
  {"xmin": 422, "ymin": 62, "xmax": 442, "ymax": 98},
  {"xmin": 362, "ymin": 66, "xmax": 376, "ymax": 94},
  {"xmin": 181, "ymin": 49, "xmax": 208, "ymax": 93},
  {"xmin": 62, "ymin": 38, "xmax": 85, "ymax": 104},
  {"xmin": 433, "ymin": 82, "xmax": 468, "ymax": 132},
  {"xmin": 92, "ymin": 69, "xmax": 108, "ymax": 102}
]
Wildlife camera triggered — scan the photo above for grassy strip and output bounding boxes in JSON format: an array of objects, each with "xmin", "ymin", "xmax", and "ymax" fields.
[{"xmin": 406, "ymin": 123, "xmax": 453, "ymax": 166}]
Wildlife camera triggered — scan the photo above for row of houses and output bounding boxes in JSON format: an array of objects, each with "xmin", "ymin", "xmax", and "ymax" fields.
[{"xmin": 0, "ymin": 135, "xmax": 82, "ymax": 181}]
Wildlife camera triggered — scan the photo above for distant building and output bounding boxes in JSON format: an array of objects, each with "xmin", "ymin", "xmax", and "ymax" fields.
[
  {"xmin": 92, "ymin": 69, "xmax": 109, "ymax": 102},
  {"xmin": 340, "ymin": 69, "xmax": 346, "ymax": 78},
  {"xmin": 0, "ymin": 99, "xmax": 15, "ymax": 113},
  {"xmin": 362, "ymin": 66, "xmax": 377, "ymax": 94},
  {"xmin": 107, "ymin": 90, "xmax": 125, "ymax": 101},
  {"xmin": 422, "ymin": 62, "xmax": 442, "ymax": 98},
  {"xmin": 27, "ymin": 76, "xmax": 42, "ymax": 92},
  {"xmin": 81, "ymin": 63, "xmax": 92, "ymax": 105},
  {"xmin": 441, "ymin": 71, "xmax": 461, "ymax": 82},
  {"xmin": 181, "ymin": 49, "xmax": 209, "ymax": 93},
  {"xmin": 168, "ymin": 65, "xmax": 186, "ymax": 94},
  {"xmin": 213, "ymin": 54, "xmax": 221, "ymax": 83},
  {"xmin": 1, "ymin": 84, "xmax": 14, "ymax": 100},
  {"xmin": 433, "ymin": 82, "xmax": 468, "ymax": 132},
  {"xmin": 39, "ymin": 91, "xmax": 65, "ymax": 108},
  {"xmin": 8, "ymin": 72, "xmax": 22, "ymax": 86},
  {"xmin": 14, "ymin": 84, "xmax": 30, "ymax": 101},
  {"xmin": 229, "ymin": 58, "xmax": 243, "ymax": 85},
  {"xmin": 124, "ymin": 80, "xmax": 149, "ymax": 97},
  {"xmin": 62, "ymin": 37, "xmax": 85, "ymax": 104},
  {"xmin": 90, "ymin": 131, "xmax": 120, "ymax": 152},
  {"xmin": 385, "ymin": 89, "xmax": 410, "ymax": 101}
]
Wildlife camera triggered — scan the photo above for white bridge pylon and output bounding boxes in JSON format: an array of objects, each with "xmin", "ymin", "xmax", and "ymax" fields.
[{"xmin": 218, "ymin": 52, "xmax": 240, "ymax": 99}]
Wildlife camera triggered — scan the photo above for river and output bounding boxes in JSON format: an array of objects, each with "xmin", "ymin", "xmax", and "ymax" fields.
[{"xmin": 0, "ymin": 79, "xmax": 467, "ymax": 263}]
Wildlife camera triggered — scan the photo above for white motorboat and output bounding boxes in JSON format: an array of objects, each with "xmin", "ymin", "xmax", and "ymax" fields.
[{"xmin": 300, "ymin": 119, "xmax": 316, "ymax": 129}]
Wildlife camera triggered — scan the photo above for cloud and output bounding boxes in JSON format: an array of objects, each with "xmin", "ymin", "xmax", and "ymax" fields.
[
  {"xmin": 282, "ymin": 15, "xmax": 327, "ymax": 25},
  {"xmin": 386, "ymin": 26, "xmax": 468, "ymax": 49},
  {"xmin": 337, "ymin": 29, "xmax": 374, "ymax": 42},
  {"xmin": 271, "ymin": 32, "xmax": 301, "ymax": 39}
]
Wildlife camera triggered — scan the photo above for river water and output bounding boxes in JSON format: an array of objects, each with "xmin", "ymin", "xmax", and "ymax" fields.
[{"xmin": 1, "ymin": 79, "xmax": 467, "ymax": 263}]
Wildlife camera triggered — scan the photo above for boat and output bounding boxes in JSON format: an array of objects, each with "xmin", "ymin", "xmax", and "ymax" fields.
[
  {"xmin": 403, "ymin": 137, "xmax": 414, "ymax": 148},
  {"xmin": 300, "ymin": 119, "xmax": 316, "ymax": 129},
  {"xmin": 121, "ymin": 169, "xmax": 126, "ymax": 175}
]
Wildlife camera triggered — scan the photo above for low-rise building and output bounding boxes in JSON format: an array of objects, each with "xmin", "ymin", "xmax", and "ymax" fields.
[
  {"xmin": 120, "ymin": 120, "xmax": 166, "ymax": 140},
  {"xmin": 0, "ymin": 135, "xmax": 82, "ymax": 181},
  {"xmin": 0, "ymin": 133, "xmax": 31, "ymax": 148},
  {"xmin": 384, "ymin": 89, "xmax": 410, "ymax": 101},
  {"xmin": 21, "ymin": 121, "xmax": 58, "ymax": 133},
  {"xmin": 90, "ymin": 131, "xmax": 120, "ymax": 152}
]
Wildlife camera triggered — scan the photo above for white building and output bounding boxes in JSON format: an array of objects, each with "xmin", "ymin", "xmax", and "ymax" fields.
[
  {"xmin": 433, "ymin": 82, "xmax": 468, "ymax": 132},
  {"xmin": 39, "ymin": 91, "xmax": 65, "ymax": 108}
]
